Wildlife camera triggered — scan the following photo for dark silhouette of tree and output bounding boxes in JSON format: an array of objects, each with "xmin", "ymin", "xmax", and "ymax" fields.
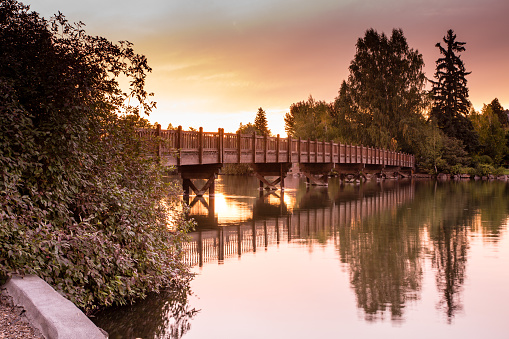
[
  {"xmin": 334, "ymin": 28, "xmax": 427, "ymax": 152},
  {"xmin": 488, "ymin": 98, "xmax": 507, "ymax": 127},
  {"xmin": 254, "ymin": 107, "xmax": 271, "ymax": 136},
  {"xmin": 430, "ymin": 29, "xmax": 478, "ymax": 153}
]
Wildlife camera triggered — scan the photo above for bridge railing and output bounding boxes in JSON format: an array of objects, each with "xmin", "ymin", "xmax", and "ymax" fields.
[{"xmin": 137, "ymin": 125, "xmax": 414, "ymax": 168}]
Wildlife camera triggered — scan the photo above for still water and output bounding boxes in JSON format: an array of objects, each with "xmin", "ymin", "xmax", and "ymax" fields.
[{"xmin": 94, "ymin": 176, "xmax": 509, "ymax": 338}]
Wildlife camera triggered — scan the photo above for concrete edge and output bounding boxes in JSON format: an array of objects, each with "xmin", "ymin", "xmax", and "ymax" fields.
[{"xmin": 2, "ymin": 275, "xmax": 108, "ymax": 339}]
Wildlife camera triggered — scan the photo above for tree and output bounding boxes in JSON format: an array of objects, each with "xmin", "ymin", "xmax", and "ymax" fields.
[
  {"xmin": 333, "ymin": 28, "xmax": 428, "ymax": 152},
  {"xmin": 237, "ymin": 122, "xmax": 258, "ymax": 135},
  {"xmin": 254, "ymin": 107, "xmax": 271, "ymax": 136},
  {"xmin": 285, "ymin": 95, "xmax": 335, "ymax": 140},
  {"xmin": 488, "ymin": 98, "xmax": 507, "ymax": 127},
  {"xmin": 430, "ymin": 29, "xmax": 478, "ymax": 153},
  {"xmin": 1, "ymin": 0, "xmax": 192, "ymax": 312},
  {"xmin": 470, "ymin": 105, "xmax": 507, "ymax": 165}
]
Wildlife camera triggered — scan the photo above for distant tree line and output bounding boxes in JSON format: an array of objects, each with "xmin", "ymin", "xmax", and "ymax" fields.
[{"xmin": 284, "ymin": 28, "xmax": 508, "ymax": 175}]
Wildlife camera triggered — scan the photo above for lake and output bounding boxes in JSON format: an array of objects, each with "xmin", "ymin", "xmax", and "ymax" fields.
[{"xmin": 93, "ymin": 176, "xmax": 509, "ymax": 338}]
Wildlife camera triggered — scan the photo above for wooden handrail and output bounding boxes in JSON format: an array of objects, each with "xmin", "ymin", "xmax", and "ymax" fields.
[{"xmin": 137, "ymin": 126, "xmax": 415, "ymax": 168}]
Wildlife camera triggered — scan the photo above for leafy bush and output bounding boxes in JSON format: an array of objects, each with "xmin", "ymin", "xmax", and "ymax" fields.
[
  {"xmin": 1, "ymin": 0, "xmax": 193, "ymax": 313},
  {"xmin": 473, "ymin": 154, "xmax": 494, "ymax": 165},
  {"xmin": 475, "ymin": 163, "xmax": 496, "ymax": 177}
]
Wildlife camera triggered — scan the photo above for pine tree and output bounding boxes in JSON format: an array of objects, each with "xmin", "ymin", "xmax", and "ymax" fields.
[
  {"xmin": 430, "ymin": 29, "xmax": 478, "ymax": 152},
  {"xmin": 254, "ymin": 107, "xmax": 271, "ymax": 136}
]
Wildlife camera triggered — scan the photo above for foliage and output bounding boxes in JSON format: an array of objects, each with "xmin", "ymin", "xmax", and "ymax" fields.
[
  {"xmin": 412, "ymin": 123, "xmax": 444, "ymax": 174},
  {"xmin": 488, "ymin": 98, "xmax": 507, "ymax": 127},
  {"xmin": 333, "ymin": 28, "xmax": 428, "ymax": 152},
  {"xmin": 0, "ymin": 0, "xmax": 192, "ymax": 313},
  {"xmin": 220, "ymin": 163, "xmax": 252, "ymax": 175},
  {"xmin": 413, "ymin": 124, "xmax": 470, "ymax": 174},
  {"xmin": 429, "ymin": 29, "xmax": 478, "ymax": 153},
  {"xmin": 284, "ymin": 95, "xmax": 336, "ymax": 140},
  {"xmin": 470, "ymin": 105, "xmax": 507, "ymax": 165},
  {"xmin": 254, "ymin": 107, "xmax": 271, "ymax": 136},
  {"xmin": 237, "ymin": 122, "xmax": 258, "ymax": 135}
]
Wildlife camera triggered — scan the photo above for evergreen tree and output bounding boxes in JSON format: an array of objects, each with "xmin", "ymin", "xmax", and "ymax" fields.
[
  {"xmin": 430, "ymin": 29, "xmax": 478, "ymax": 152},
  {"xmin": 254, "ymin": 107, "xmax": 271, "ymax": 136}
]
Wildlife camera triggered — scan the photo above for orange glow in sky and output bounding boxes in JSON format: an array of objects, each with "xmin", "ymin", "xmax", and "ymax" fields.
[{"xmin": 28, "ymin": 0, "xmax": 509, "ymax": 136}]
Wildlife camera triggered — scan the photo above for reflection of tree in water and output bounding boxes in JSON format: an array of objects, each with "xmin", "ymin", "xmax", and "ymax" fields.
[
  {"xmin": 337, "ymin": 201, "xmax": 423, "ymax": 322},
  {"xmin": 416, "ymin": 181, "xmax": 508, "ymax": 322},
  {"xmin": 92, "ymin": 286, "xmax": 198, "ymax": 339},
  {"xmin": 427, "ymin": 182, "xmax": 474, "ymax": 323},
  {"xmin": 468, "ymin": 182, "xmax": 509, "ymax": 240},
  {"xmin": 314, "ymin": 181, "xmax": 508, "ymax": 323},
  {"xmin": 431, "ymin": 222, "xmax": 468, "ymax": 322}
]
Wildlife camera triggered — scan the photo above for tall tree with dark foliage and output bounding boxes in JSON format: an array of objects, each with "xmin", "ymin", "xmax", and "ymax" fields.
[{"xmin": 430, "ymin": 29, "xmax": 478, "ymax": 153}]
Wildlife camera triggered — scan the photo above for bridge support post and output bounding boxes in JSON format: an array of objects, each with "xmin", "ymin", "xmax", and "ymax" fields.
[
  {"xmin": 179, "ymin": 164, "xmax": 222, "ymax": 197},
  {"xmin": 251, "ymin": 163, "xmax": 292, "ymax": 191},
  {"xmin": 335, "ymin": 163, "xmax": 370, "ymax": 183},
  {"xmin": 299, "ymin": 163, "xmax": 333, "ymax": 186}
]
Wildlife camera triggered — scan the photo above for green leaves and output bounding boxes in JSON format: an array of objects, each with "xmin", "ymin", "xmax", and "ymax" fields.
[
  {"xmin": 336, "ymin": 28, "xmax": 427, "ymax": 152},
  {"xmin": 1, "ymin": 1, "xmax": 192, "ymax": 313}
]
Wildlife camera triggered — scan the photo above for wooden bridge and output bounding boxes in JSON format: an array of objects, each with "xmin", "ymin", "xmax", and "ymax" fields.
[
  {"xmin": 183, "ymin": 181, "xmax": 415, "ymax": 267},
  {"xmin": 139, "ymin": 125, "xmax": 415, "ymax": 196}
]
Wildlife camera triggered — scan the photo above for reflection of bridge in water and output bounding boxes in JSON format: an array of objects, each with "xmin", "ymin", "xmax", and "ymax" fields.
[{"xmin": 184, "ymin": 181, "xmax": 414, "ymax": 267}]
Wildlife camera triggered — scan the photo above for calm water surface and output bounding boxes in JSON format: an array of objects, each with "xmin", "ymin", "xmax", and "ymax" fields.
[{"xmin": 94, "ymin": 176, "xmax": 509, "ymax": 338}]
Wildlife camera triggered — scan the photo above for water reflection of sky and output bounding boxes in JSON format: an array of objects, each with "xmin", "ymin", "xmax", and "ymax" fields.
[
  {"xmin": 188, "ymin": 192, "xmax": 255, "ymax": 223},
  {"xmin": 187, "ymin": 177, "xmax": 298, "ymax": 225}
]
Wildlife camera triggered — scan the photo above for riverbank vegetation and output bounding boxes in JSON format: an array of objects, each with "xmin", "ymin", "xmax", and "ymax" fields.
[
  {"xmin": 284, "ymin": 28, "xmax": 508, "ymax": 176},
  {"xmin": 0, "ymin": 0, "xmax": 193, "ymax": 313}
]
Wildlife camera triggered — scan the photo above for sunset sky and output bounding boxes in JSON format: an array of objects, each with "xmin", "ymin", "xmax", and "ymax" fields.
[{"xmin": 28, "ymin": 0, "xmax": 509, "ymax": 136}]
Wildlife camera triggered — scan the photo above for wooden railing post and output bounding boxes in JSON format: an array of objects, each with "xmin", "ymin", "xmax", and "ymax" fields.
[
  {"xmin": 156, "ymin": 124, "xmax": 162, "ymax": 158},
  {"xmin": 237, "ymin": 131, "xmax": 242, "ymax": 163},
  {"xmin": 315, "ymin": 140, "xmax": 318, "ymax": 163},
  {"xmin": 176, "ymin": 125, "xmax": 182, "ymax": 166},
  {"xmin": 298, "ymin": 137, "xmax": 302, "ymax": 163},
  {"xmin": 322, "ymin": 140, "xmax": 326, "ymax": 162},
  {"xmin": 264, "ymin": 134, "xmax": 268, "ymax": 163},
  {"xmin": 252, "ymin": 132, "xmax": 256, "ymax": 163},
  {"xmin": 288, "ymin": 135, "xmax": 292, "ymax": 162},
  {"xmin": 308, "ymin": 139, "xmax": 311, "ymax": 162},
  {"xmin": 198, "ymin": 127, "xmax": 203, "ymax": 164},
  {"xmin": 218, "ymin": 128, "xmax": 224, "ymax": 164},
  {"xmin": 330, "ymin": 140, "xmax": 334, "ymax": 163},
  {"xmin": 276, "ymin": 134, "xmax": 280, "ymax": 163}
]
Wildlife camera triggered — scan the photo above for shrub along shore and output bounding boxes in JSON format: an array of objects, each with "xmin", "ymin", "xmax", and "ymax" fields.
[{"xmin": 1, "ymin": 0, "xmax": 193, "ymax": 314}]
